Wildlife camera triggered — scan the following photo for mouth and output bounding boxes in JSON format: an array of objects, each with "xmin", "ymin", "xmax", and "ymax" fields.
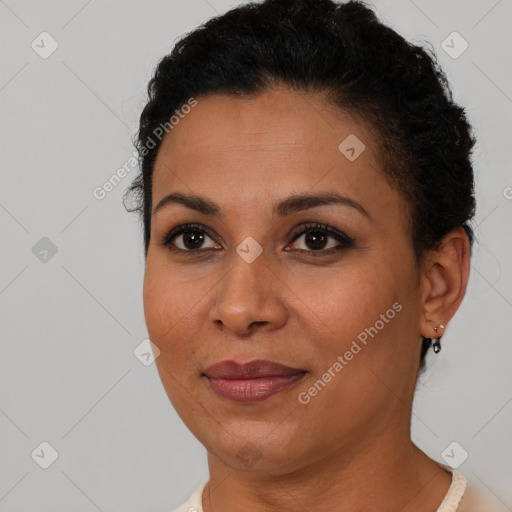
[{"xmin": 202, "ymin": 359, "xmax": 307, "ymax": 403}]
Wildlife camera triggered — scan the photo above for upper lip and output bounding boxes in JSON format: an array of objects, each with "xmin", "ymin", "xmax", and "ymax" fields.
[{"xmin": 203, "ymin": 359, "xmax": 306, "ymax": 379}]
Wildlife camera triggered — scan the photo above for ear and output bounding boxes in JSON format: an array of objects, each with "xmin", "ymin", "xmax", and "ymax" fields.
[{"xmin": 419, "ymin": 227, "xmax": 471, "ymax": 339}]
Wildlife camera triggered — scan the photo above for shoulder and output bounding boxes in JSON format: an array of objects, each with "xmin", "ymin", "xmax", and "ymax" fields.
[
  {"xmin": 171, "ymin": 480, "xmax": 208, "ymax": 512},
  {"xmin": 456, "ymin": 481, "xmax": 509, "ymax": 512},
  {"xmin": 436, "ymin": 464, "xmax": 509, "ymax": 512}
]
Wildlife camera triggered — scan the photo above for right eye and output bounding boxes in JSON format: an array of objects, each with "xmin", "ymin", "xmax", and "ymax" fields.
[{"xmin": 158, "ymin": 223, "xmax": 221, "ymax": 253}]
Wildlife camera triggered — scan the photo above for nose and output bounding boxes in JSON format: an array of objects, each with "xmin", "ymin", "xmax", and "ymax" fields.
[{"xmin": 208, "ymin": 248, "xmax": 288, "ymax": 337}]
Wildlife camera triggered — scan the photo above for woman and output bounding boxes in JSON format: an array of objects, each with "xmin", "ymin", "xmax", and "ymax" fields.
[{"xmin": 125, "ymin": 0, "xmax": 507, "ymax": 510}]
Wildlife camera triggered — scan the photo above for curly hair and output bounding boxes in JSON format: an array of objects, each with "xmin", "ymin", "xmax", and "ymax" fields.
[{"xmin": 125, "ymin": 0, "xmax": 476, "ymax": 373}]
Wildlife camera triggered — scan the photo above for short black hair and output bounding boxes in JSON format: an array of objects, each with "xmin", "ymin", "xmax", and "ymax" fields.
[{"xmin": 125, "ymin": 0, "xmax": 477, "ymax": 373}]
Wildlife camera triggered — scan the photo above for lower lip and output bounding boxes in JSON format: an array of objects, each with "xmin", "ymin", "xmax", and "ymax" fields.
[{"xmin": 205, "ymin": 373, "xmax": 306, "ymax": 403}]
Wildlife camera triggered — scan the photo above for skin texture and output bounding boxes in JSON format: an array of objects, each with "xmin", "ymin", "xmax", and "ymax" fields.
[{"xmin": 143, "ymin": 85, "xmax": 471, "ymax": 512}]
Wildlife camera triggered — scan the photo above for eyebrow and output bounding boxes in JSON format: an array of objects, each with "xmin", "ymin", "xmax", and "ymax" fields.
[{"xmin": 152, "ymin": 191, "xmax": 369, "ymax": 219}]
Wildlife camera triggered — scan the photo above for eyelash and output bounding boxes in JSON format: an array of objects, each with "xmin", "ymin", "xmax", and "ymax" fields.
[{"xmin": 158, "ymin": 222, "xmax": 355, "ymax": 257}]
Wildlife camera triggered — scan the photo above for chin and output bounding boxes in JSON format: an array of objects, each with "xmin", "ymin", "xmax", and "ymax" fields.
[{"xmin": 198, "ymin": 420, "xmax": 309, "ymax": 475}]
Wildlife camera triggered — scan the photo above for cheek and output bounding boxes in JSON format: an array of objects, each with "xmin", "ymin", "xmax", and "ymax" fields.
[
  {"xmin": 291, "ymin": 253, "xmax": 419, "ymax": 386},
  {"xmin": 142, "ymin": 258, "xmax": 207, "ymax": 414},
  {"xmin": 142, "ymin": 255, "xmax": 203, "ymax": 358},
  {"xmin": 296, "ymin": 264, "xmax": 401, "ymax": 346},
  {"xmin": 289, "ymin": 267, "xmax": 417, "ymax": 432}
]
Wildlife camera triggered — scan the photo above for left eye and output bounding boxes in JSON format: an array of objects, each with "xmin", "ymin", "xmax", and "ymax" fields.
[{"xmin": 287, "ymin": 223, "xmax": 354, "ymax": 253}]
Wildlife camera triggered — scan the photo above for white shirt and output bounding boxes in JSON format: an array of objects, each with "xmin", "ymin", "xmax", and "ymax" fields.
[{"xmin": 172, "ymin": 465, "xmax": 508, "ymax": 512}]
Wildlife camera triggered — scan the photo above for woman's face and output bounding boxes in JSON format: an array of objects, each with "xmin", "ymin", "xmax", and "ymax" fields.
[{"xmin": 144, "ymin": 86, "xmax": 424, "ymax": 474}]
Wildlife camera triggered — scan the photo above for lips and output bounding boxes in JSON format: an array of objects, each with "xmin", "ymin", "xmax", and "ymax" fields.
[{"xmin": 203, "ymin": 359, "xmax": 307, "ymax": 403}]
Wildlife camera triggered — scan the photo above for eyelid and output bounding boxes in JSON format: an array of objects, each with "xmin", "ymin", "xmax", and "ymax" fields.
[{"xmin": 289, "ymin": 222, "xmax": 353, "ymax": 245}]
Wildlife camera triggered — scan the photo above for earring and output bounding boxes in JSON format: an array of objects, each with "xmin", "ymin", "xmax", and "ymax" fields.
[{"xmin": 432, "ymin": 324, "xmax": 445, "ymax": 354}]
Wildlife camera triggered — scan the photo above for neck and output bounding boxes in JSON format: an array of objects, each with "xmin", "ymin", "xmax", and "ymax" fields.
[{"xmin": 202, "ymin": 426, "xmax": 452, "ymax": 512}]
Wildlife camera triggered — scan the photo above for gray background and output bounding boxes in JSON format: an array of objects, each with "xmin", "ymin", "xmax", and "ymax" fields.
[{"xmin": 1, "ymin": 0, "xmax": 511, "ymax": 510}]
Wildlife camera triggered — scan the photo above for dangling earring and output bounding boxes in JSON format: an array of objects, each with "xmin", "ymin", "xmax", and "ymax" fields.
[{"xmin": 432, "ymin": 324, "xmax": 445, "ymax": 354}]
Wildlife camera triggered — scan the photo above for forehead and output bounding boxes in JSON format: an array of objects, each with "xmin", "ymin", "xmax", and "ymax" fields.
[{"xmin": 151, "ymin": 86, "xmax": 398, "ymax": 219}]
